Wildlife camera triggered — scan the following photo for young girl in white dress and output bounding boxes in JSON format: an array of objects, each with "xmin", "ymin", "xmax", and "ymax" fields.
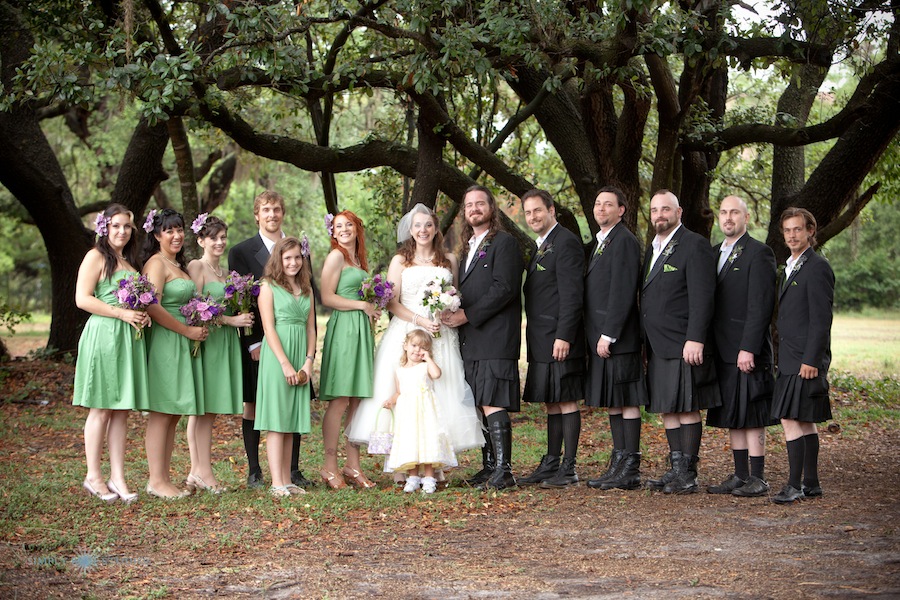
[{"xmin": 384, "ymin": 329, "xmax": 458, "ymax": 494}]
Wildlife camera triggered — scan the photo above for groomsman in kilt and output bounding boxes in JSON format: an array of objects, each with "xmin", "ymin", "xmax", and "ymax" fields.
[
  {"xmin": 641, "ymin": 190, "xmax": 719, "ymax": 494},
  {"xmin": 770, "ymin": 207, "xmax": 835, "ymax": 504},
  {"xmin": 518, "ymin": 189, "xmax": 586, "ymax": 489},
  {"xmin": 582, "ymin": 186, "xmax": 648, "ymax": 491},
  {"xmin": 443, "ymin": 185, "xmax": 525, "ymax": 490},
  {"xmin": 706, "ymin": 196, "xmax": 778, "ymax": 497}
]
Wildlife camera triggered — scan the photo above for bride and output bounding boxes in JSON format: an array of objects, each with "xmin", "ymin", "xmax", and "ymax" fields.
[{"xmin": 347, "ymin": 204, "xmax": 483, "ymax": 459}]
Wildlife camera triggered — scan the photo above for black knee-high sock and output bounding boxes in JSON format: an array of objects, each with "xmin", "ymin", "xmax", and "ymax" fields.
[
  {"xmin": 733, "ymin": 449, "xmax": 750, "ymax": 480},
  {"xmin": 749, "ymin": 455, "xmax": 765, "ymax": 480},
  {"xmin": 802, "ymin": 433, "xmax": 820, "ymax": 487},
  {"xmin": 608, "ymin": 413, "xmax": 624, "ymax": 450},
  {"xmin": 290, "ymin": 433, "xmax": 301, "ymax": 473},
  {"xmin": 665, "ymin": 426, "xmax": 682, "ymax": 453},
  {"xmin": 547, "ymin": 412, "xmax": 563, "ymax": 456},
  {"xmin": 681, "ymin": 422, "xmax": 702, "ymax": 457},
  {"xmin": 561, "ymin": 412, "xmax": 581, "ymax": 459},
  {"xmin": 242, "ymin": 418, "xmax": 261, "ymax": 474},
  {"xmin": 623, "ymin": 417, "xmax": 641, "ymax": 454},
  {"xmin": 786, "ymin": 438, "xmax": 805, "ymax": 489}
]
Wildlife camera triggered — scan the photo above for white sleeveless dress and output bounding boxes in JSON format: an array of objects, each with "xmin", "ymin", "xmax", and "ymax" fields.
[{"xmin": 347, "ymin": 265, "xmax": 484, "ymax": 453}]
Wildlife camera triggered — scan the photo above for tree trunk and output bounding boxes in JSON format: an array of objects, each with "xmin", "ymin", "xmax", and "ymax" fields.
[
  {"xmin": 410, "ymin": 104, "xmax": 445, "ymax": 211},
  {"xmin": 166, "ymin": 116, "xmax": 200, "ymax": 253}
]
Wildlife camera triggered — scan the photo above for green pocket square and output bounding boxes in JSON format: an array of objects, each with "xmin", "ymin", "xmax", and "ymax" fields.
[
  {"xmin": 663, "ymin": 264, "xmax": 678, "ymax": 273},
  {"xmin": 536, "ymin": 263, "xmax": 546, "ymax": 271},
  {"xmin": 791, "ymin": 280, "xmax": 798, "ymax": 286}
]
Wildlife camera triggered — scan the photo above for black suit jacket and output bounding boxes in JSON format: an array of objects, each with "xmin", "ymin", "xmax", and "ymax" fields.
[
  {"xmin": 712, "ymin": 233, "xmax": 776, "ymax": 365},
  {"xmin": 228, "ymin": 233, "xmax": 270, "ymax": 349},
  {"xmin": 459, "ymin": 230, "xmax": 525, "ymax": 362},
  {"xmin": 640, "ymin": 225, "xmax": 716, "ymax": 359},
  {"xmin": 523, "ymin": 225, "xmax": 585, "ymax": 363},
  {"xmin": 776, "ymin": 247, "xmax": 834, "ymax": 374},
  {"xmin": 584, "ymin": 223, "xmax": 642, "ymax": 355}
]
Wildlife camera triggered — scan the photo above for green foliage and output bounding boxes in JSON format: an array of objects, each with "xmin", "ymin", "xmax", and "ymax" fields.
[{"xmin": 0, "ymin": 302, "xmax": 31, "ymax": 336}]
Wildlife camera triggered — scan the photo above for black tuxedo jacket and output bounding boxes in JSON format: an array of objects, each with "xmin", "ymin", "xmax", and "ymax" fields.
[
  {"xmin": 584, "ymin": 223, "xmax": 642, "ymax": 355},
  {"xmin": 640, "ymin": 225, "xmax": 716, "ymax": 359},
  {"xmin": 228, "ymin": 234, "xmax": 270, "ymax": 349},
  {"xmin": 459, "ymin": 230, "xmax": 525, "ymax": 362},
  {"xmin": 776, "ymin": 247, "xmax": 834, "ymax": 374},
  {"xmin": 523, "ymin": 225, "xmax": 585, "ymax": 363},
  {"xmin": 712, "ymin": 233, "xmax": 776, "ymax": 365}
]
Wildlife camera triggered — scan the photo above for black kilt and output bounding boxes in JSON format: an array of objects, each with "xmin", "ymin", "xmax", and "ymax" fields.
[
  {"xmin": 647, "ymin": 353, "xmax": 721, "ymax": 414},
  {"xmin": 523, "ymin": 358, "xmax": 584, "ymax": 404},
  {"xmin": 584, "ymin": 352, "xmax": 647, "ymax": 408},
  {"xmin": 771, "ymin": 372, "xmax": 832, "ymax": 423},
  {"xmin": 706, "ymin": 360, "xmax": 777, "ymax": 429},
  {"xmin": 464, "ymin": 359, "xmax": 521, "ymax": 411}
]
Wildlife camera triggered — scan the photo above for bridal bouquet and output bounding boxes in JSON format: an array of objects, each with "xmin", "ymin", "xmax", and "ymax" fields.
[
  {"xmin": 180, "ymin": 293, "xmax": 225, "ymax": 357},
  {"xmin": 420, "ymin": 276, "xmax": 460, "ymax": 338},
  {"xmin": 223, "ymin": 271, "xmax": 261, "ymax": 335},
  {"xmin": 358, "ymin": 272, "xmax": 394, "ymax": 334},
  {"xmin": 114, "ymin": 274, "xmax": 159, "ymax": 339}
]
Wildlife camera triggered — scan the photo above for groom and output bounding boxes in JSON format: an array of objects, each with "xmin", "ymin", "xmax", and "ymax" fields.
[
  {"xmin": 443, "ymin": 185, "xmax": 525, "ymax": 490},
  {"xmin": 228, "ymin": 190, "xmax": 309, "ymax": 489}
]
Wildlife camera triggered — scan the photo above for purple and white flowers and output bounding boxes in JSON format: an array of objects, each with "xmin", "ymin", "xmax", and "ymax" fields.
[
  {"xmin": 325, "ymin": 213, "xmax": 335, "ymax": 237},
  {"xmin": 420, "ymin": 276, "xmax": 460, "ymax": 338},
  {"xmin": 190, "ymin": 213, "xmax": 208, "ymax": 235},
  {"xmin": 143, "ymin": 209, "xmax": 158, "ymax": 233},
  {"xmin": 94, "ymin": 213, "xmax": 110, "ymax": 238},
  {"xmin": 115, "ymin": 274, "xmax": 159, "ymax": 339},
  {"xmin": 358, "ymin": 272, "xmax": 394, "ymax": 310},
  {"xmin": 223, "ymin": 271, "xmax": 261, "ymax": 336},
  {"xmin": 180, "ymin": 293, "xmax": 225, "ymax": 357}
]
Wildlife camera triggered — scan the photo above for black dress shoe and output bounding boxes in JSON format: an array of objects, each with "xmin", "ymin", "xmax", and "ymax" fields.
[
  {"xmin": 291, "ymin": 470, "xmax": 311, "ymax": 488},
  {"xmin": 732, "ymin": 475, "xmax": 769, "ymax": 497},
  {"xmin": 802, "ymin": 484, "xmax": 823, "ymax": 498},
  {"xmin": 247, "ymin": 469, "xmax": 265, "ymax": 489},
  {"xmin": 707, "ymin": 474, "xmax": 746, "ymax": 494},
  {"xmin": 772, "ymin": 484, "xmax": 804, "ymax": 504}
]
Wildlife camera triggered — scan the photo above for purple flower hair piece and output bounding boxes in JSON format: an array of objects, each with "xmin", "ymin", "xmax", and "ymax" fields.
[
  {"xmin": 300, "ymin": 234, "xmax": 311, "ymax": 259},
  {"xmin": 190, "ymin": 213, "xmax": 208, "ymax": 235},
  {"xmin": 94, "ymin": 213, "xmax": 110, "ymax": 237},
  {"xmin": 325, "ymin": 213, "xmax": 334, "ymax": 237},
  {"xmin": 143, "ymin": 209, "xmax": 158, "ymax": 233}
]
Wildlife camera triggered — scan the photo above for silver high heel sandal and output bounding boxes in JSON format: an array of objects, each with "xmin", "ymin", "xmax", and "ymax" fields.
[{"xmin": 186, "ymin": 474, "xmax": 226, "ymax": 494}]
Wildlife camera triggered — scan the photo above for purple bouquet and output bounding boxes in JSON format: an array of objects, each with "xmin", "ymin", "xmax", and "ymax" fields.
[
  {"xmin": 223, "ymin": 271, "xmax": 261, "ymax": 335},
  {"xmin": 180, "ymin": 293, "xmax": 225, "ymax": 357},
  {"xmin": 358, "ymin": 272, "xmax": 394, "ymax": 335},
  {"xmin": 115, "ymin": 274, "xmax": 159, "ymax": 339}
]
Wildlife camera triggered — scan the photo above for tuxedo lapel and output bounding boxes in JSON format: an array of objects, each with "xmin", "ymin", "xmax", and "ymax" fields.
[
  {"xmin": 717, "ymin": 232, "xmax": 749, "ymax": 283},
  {"xmin": 643, "ymin": 228, "xmax": 682, "ymax": 289},
  {"xmin": 588, "ymin": 224, "xmax": 616, "ymax": 274},
  {"xmin": 253, "ymin": 236, "xmax": 270, "ymax": 275},
  {"xmin": 779, "ymin": 246, "xmax": 812, "ymax": 299}
]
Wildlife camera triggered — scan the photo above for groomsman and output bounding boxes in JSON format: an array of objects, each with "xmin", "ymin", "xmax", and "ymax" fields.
[
  {"xmin": 706, "ymin": 195, "xmax": 778, "ymax": 497},
  {"xmin": 228, "ymin": 190, "xmax": 308, "ymax": 488},
  {"xmin": 582, "ymin": 186, "xmax": 648, "ymax": 491},
  {"xmin": 443, "ymin": 185, "xmax": 525, "ymax": 490},
  {"xmin": 518, "ymin": 189, "xmax": 586, "ymax": 489},
  {"xmin": 641, "ymin": 190, "xmax": 719, "ymax": 494},
  {"xmin": 771, "ymin": 207, "xmax": 835, "ymax": 504}
]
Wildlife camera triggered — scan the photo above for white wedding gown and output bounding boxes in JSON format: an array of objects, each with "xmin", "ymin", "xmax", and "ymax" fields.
[{"xmin": 347, "ymin": 265, "xmax": 484, "ymax": 454}]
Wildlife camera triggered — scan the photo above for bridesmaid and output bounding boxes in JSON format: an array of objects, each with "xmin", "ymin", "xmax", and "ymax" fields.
[
  {"xmin": 142, "ymin": 208, "xmax": 208, "ymax": 499},
  {"xmin": 255, "ymin": 237, "xmax": 316, "ymax": 497},
  {"xmin": 186, "ymin": 214, "xmax": 253, "ymax": 493},
  {"xmin": 318, "ymin": 211, "xmax": 379, "ymax": 489},
  {"xmin": 73, "ymin": 204, "xmax": 150, "ymax": 503}
]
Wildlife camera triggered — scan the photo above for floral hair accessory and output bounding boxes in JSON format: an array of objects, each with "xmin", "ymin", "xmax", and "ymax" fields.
[
  {"xmin": 143, "ymin": 209, "xmax": 158, "ymax": 233},
  {"xmin": 94, "ymin": 213, "xmax": 110, "ymax": 237},
  {"xmin": 300, "ymin": 233, "xmax": 311, "ymax": 259},
  {"xmin": 190, "ymin": 213, "xmax": 208, "ymax": 235},
  {"xmin": 325, "ymin": 213, "xmax": 334, "ymax": 237}
]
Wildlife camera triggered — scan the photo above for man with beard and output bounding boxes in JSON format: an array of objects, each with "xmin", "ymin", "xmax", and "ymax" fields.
[
  {"xmin": 228, "ymin": 190, "xmax": 309, "ymax": 489},
  {"xmin": 583, "ymin": 186, "xmax": 648, "ymax": 491},
  {"xmin": 706, "ymin": 195, "xmax": 778, "ymax": 497},
  {"xmin": 641, "ymin": 190, "xmax": 718, "ymax": 494},
  {"xmin": 518, "ymin": 189, "xmax": 585, "ymax": 489},
  {"xmin": 443, "ymin": 185, "xmax": 525, "ymax": 490}
]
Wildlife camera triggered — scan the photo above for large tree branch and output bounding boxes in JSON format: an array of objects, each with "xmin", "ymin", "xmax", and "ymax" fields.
[{"xmin": 817, "ymin": 182, "xmax": 880, "ymax": 247}]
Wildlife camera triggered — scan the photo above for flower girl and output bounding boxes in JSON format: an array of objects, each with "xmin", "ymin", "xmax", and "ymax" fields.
[{"xmin": 383, "ymin": 329, "xmax": 458, "ymax": 493}]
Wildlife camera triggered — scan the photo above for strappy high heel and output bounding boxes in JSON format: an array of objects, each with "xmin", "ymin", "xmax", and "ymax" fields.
[
  {"xmin": 342, "ymin": 467, "xmax": 376, "ymax": 489},
  {"xmin": 320, "ymin": 469, "xmax": 348, "ymax": 490}
]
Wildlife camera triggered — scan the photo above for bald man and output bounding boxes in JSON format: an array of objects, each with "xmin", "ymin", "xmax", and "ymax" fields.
[
  {"xmin": 706, "ymin": 196, "xmax": 778, "ymax": 498},
  {"xmin": 640, "ymin": 190, "xmax": 719, "ymax": 494}
]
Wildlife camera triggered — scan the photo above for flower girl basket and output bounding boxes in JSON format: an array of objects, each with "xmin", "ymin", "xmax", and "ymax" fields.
[{"xmin": 367, "ymin": 408, "xmax": 394, "ymax": 455}]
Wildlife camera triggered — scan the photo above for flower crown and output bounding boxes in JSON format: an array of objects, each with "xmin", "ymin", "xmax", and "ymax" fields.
[
  {"xmin": 143, "ymin": 209, "xmax": 158, "ymax": 233},
  {"xmin": 191, "ymin": 213, "xmax": 208, "ymax": 235},
  {"xmin": 325, "ymin": 213, "xmax": 334, "ymax": 237},
  {"xmin": 94, "ymin": 213, "xmax": 110, "ymax": 238}
]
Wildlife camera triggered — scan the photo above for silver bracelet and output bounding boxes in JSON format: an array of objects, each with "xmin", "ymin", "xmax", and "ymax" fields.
[{"xmin": 413, "ymin": 314, "xmax": 419, "ymax": 325}]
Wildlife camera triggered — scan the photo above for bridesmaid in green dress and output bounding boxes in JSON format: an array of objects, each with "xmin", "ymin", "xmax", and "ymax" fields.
[
  {"xmin": 142, "ymin": 209, "xmax": 209, "ymax": 499},
  {"xmin": 73, "ymin": 204, "xmax": 150, "ymax": 503},
  {"xmin": 186, "ymin": 215, "xmax": 253, "ymax": 494},
  {"xmin": 319, "ymin": 211, "xmax": 379, "ymax": 489},
  {"xmin": 256, "ymin": 237, "xmax": 316, "ymax": 497}
]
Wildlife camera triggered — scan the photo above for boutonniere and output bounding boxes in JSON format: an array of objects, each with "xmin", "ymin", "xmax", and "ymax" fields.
[
  {"xmin": 727, "ymin": 244, "xmax": 743, "ymax": 265},
  {"xmin": 661, "ymin": 240, "xmax": 678, "ymax": 259},
  {"xmin": 595, "ymin": 239, "xmax": 609, "ymax": 256},
  {"xmin": 663, "ymin": 264, "xmax": 678, "ymax": 273},
  {"xmin": 536, "ymin": 243, "xmax": 554, "ymax": 261},
  {"xmin": 793, "ymin": 254, "xmax": 807, "ymax": 274},
  {"xmin": 475, "ymin": 238, "xmax": 491, "ymax": 261}
]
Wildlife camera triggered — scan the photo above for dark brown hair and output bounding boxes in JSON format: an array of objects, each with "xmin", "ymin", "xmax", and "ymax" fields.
[
  {"xmin": 595, "ymin": 185, "xmax": 628, "ymax": 212},
  {"xmin": 459, "ymin": 185, "xmax": 503, "ymax": 255},
  {"xmin": 96, "ymin": 203, "xmax": 140, "ymax": 280}
]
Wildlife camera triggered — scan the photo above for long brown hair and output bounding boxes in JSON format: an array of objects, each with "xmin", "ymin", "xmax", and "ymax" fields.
[
  {"xmin": 398, "ymin": 211, "xmax": 451, "ymax": 268},
  {"xmin": 329, "ymin": 210, "xmax": 369, "ymax": 271},
  {"xmin": 458, "ymin": 185, "xmax": 503, "ymax": 255},
  {"xmin": 264, "ymin": 237, "xmax": 311, "ymax": 296},
  {"xmin": 96, "ymin": 203, "xmax": 140, "ymax": 280}
]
